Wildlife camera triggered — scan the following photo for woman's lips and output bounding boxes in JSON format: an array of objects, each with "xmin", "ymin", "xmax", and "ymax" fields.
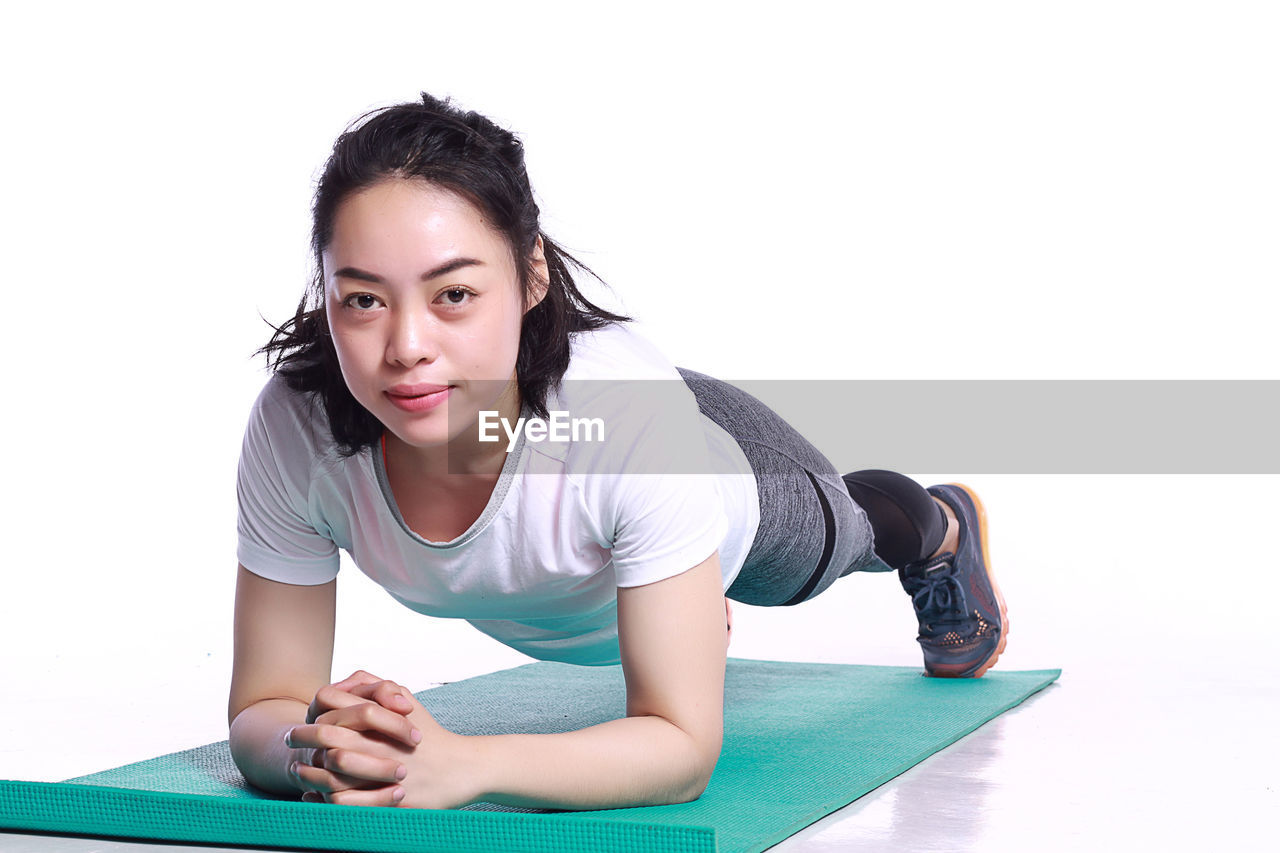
[
  {"xmin": 389, "ymin": 382, "xmax": 451, "ymax": 396},
  {"xmin": 385, "ymin": 385, "xmax": 452, "ymax": 413}
]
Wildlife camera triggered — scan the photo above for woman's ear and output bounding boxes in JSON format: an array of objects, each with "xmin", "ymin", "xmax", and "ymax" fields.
[{"xmin": 526, "ymin": 236, "xmax": 550, "ymax": 312}]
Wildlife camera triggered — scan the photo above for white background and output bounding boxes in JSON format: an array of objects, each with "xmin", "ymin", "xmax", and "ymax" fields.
[{"xmin": 0, "ymin": 2, "xmax": 1276, "ymax": 849}]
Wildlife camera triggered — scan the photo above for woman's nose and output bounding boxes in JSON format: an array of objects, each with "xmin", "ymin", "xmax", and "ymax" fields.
[{"xmin": 386, "ymin": 309, "xmax": 439, "ymax": 367}]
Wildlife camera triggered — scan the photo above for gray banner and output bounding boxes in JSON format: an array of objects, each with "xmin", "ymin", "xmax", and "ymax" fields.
[
  {"xmin": 717, "ymin": 379, "xmax": 1280, "ymax": 474},
  {"xmin": 446, "ymin": 379, "xmax": 1278, "ymax": 475}
]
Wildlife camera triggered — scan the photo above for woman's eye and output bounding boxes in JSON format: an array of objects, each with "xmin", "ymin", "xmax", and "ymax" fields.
[
  {"xmin": 440, "ymin": 288, "xmax": 474, "ymax": 307},
  {"xmin": 343, "ymin": 293, "xmax": 381, "ymax": 311}
]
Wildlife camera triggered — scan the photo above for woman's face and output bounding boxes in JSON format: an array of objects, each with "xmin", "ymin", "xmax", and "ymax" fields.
[{"xmin": 323, "ymin": 178, "xmax": 541, "ymax": 451}]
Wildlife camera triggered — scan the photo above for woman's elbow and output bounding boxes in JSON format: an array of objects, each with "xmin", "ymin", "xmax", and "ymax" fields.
[
  {"xmin": 672, "ymin": 766, "xmax": 716, "ymax": 804},
  {"xmin": 672, "ymin": 735, "xmax": 722, "ymax": 804}
]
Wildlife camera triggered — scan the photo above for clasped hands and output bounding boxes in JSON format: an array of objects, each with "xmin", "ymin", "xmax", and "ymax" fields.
[{"xmin": 283, "ymin": 670, "xmax": 478, "ymax": 809}]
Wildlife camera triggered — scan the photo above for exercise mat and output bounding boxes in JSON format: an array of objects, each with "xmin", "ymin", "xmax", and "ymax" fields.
[{"xmin": 1, "ymin": 657, "xmax": 1060, "ymax": 853}]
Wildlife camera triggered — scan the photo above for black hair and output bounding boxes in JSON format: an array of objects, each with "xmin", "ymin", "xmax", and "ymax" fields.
[{"xmin": 255, "ymin": 92, "xmax": 632, "ymax": 457}]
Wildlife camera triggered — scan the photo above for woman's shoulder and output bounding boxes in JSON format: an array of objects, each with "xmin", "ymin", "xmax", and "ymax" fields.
[
  {"xmin": 553, "ymin": 322, "xmax": 706, "ymax": 468},
  {"xmin": 243, "ymin": 372, "xmax": 337, "ymax": 464},
  {"xmin": 250, "ymin": 371, "xmax": 322, "ymax": 422}
]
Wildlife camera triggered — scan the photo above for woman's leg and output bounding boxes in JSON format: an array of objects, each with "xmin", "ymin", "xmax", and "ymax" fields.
[
  {"xmin": 841, "ymin": 469, "xmax": 950, "ymax": 571},
  {"xmin": 676, "ymin": 368, "xmax": 946, "ymax": 606},
  {"xmin": 677, "ymin": 368, "xmax": 1008, "ymax": 677}
]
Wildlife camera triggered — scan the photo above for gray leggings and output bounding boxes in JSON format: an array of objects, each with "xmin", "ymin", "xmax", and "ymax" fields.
[{"xmin": 677, "ymin": 367, "xmax": 896, "ymax": 607}]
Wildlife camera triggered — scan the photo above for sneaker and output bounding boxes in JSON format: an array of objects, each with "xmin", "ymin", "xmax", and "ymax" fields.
[{"xmin": 898, "ymin": 483, "xmax": 1009, "ymax": 678}]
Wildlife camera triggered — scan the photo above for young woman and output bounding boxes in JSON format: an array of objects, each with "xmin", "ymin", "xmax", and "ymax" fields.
[{"xmin": 228, "ymin": 93, "xmax": 1009, "ymax": 812}]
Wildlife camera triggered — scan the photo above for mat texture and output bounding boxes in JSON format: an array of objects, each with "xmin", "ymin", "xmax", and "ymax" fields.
[{"xmin": 1, "ymin": 656, "xmax": 1060, "ymax": 852}]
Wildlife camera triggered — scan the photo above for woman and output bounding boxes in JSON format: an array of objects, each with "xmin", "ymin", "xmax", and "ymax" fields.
[{"xmin": 228, "ymin": 92, "xmax": 1009, "ymax": 812}]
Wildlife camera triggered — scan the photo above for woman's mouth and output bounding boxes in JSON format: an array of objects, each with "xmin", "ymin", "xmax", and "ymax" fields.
[{"xmin": 385, "ymin": 385, "xmax": 453, "ymax": 413}]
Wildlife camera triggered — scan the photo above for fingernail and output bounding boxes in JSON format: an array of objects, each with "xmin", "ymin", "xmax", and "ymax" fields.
[
  {"xmin": 302, "ymin": 791, "xmax": 322, "ymax": 804},
  {"xmin": 395, "ymin": 764, "xmax": 407, "ymax": 781},
  {"xmin": 411, "ymin": 728, "xmax": 422, "ymax": 744},
  {"xmin": 392, "ymin": 787, "xmax": 405, "ymax": 803},
  {"xmin": 289, "ymin": 761, "xmax": 299, "ymax": 777},
  {"xmin": 283, "ymin": 729, "xmax": 293, "ymax": 748}
]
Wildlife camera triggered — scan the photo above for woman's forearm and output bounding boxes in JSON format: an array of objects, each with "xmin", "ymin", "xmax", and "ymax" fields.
[
  {"xmin": 467, "ymin": 714, "xmax": 718, "ymax": 810},
  {"xmin": 228, "ymin": 698, "xmax": 311, "ymax": 796}
]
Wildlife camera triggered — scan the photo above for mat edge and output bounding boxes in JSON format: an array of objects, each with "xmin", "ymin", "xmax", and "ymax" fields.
[{"xmin": 0, "ymin": 780, "xmax": 718, "ymax": 853}]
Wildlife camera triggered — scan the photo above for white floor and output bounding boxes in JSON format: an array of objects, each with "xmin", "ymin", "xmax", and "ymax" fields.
[{"xmin": 2, "ymin": 475, "xmax": 1276, "ymax": 851}]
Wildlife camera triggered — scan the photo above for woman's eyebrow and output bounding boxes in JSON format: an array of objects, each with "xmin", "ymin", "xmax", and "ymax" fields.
[{"xmin": 334, "ymin": 257, "xmax": 485, "ymax": 283}]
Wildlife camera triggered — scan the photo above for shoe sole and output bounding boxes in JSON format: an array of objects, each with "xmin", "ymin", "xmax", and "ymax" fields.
[{"xmin": 942, "ymin": 482, "xmax": 1010, "ymax": 678}]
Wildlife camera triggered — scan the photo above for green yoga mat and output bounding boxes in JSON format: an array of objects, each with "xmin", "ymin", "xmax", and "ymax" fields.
[{"xmin": 1, "ymin": 657, "xmax": 1060, "ymax": 853}]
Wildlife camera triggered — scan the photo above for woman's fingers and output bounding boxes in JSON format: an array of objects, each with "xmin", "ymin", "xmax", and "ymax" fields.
[
  {"xmin": 330, "ymin": 670, "xmax": 385, "ymax": 694},
  {"xmin": 325, "ymin": 696, "xmax": 422, "ymax": 748},
  {"xmin": 326, "ymin": 784, "xmax": 407, "ymax": 807},
  {"xmin": 292, "ymin": 759, "xmax": 385, "ymax": 796},
  {"xmin": 349, "ymin": 679, "xmax": 415, "ymax": 715},
  {"xmin": 294, "ymin": 763, "xmax": 406, "ymax": 808},
  {"xmin": 289, "ymin": 705, "xmax": 421, "ymax": 754},
  {"xmin": 291, "ymin": 748, "xmax": 406, "ymax": 788},
  {"xmin": 306, "ymin": 686, "xmax": 419, "ymax": 746},
  {"xmin": 292, "ymin": 754, "xmax": 405, "ymax": 807},
  {"xmin": 306, "ymin": 672, "xmax": 384, "ymax": 724},
  {"xmin": 322, "ymin": 746, "xmax": 407, "ymax": 785},
  {"xmin": 291, "ymin": 758, "xmax": 359, "ymax": 793}
]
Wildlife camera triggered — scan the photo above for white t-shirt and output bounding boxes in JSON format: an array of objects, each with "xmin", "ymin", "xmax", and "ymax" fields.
[{"xmin": 236, "ymin": 321, "xmax": 761, "ymax": 666}]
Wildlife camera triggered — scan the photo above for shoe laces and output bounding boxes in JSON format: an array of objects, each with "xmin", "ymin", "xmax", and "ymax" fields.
[{"xmin": 902, "ymin": 552, "xmax": 969, "ymax": 622}]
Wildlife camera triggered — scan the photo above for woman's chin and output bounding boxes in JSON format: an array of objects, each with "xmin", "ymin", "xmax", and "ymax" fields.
[
  {"xmin": 384, "ymin": 421, "xmax": 459, "ymax": 449},
  {"xmin": 382, "ymin": 408, "xmax": 483, "ymax": 450}
]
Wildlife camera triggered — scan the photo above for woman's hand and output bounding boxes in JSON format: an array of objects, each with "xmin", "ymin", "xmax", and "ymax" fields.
[
  {"xmin": 286, "ymin": 671, "xmax": 421, "ymax": 805},
  {"xmin": 375, "ymin": 687, "xmax": 484, "ymax": 810},
  {"xmin": 305, "ymin": 670, "xmax": 419, "ymax": 727},
  {"xmin": 287, "ymin": 671, "xmax": 484, "ymax": 809}
]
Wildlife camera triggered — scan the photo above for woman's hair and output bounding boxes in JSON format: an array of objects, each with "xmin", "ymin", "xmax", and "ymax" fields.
[{"xmin": 256, "ymin": 92, "xmax": 633, "ymax": 457}]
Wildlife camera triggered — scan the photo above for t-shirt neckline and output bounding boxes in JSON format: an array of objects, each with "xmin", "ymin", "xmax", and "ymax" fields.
[{"xmin": 370, "ymin": 409, "xmax": 531, "ymax": 550}]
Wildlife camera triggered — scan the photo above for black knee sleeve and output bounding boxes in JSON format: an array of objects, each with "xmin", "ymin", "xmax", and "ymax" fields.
[{"xmin": 841, "ymin": 469, "xmax": 947, "ymax": 571}]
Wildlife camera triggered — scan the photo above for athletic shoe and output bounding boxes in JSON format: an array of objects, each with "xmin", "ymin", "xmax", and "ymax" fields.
[{"xmin": 898, "ymin": 483, "xmax": 1009, "ymax": 678}]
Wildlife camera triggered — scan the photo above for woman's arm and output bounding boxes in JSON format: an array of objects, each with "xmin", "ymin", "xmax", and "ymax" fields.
[
  {"xmin": 471, "ymin": 548, "xmax": 727, "ymax": 808},
  {"xmin": 228, "ymin": 565, "xmax": 336, "ymax": 794},
  {"xmin": 227, "ymin": 565, "xmax": 418, "ymax": 796}
]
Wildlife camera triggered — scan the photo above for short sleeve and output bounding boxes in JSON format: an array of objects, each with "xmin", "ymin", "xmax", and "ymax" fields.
[
  {"xmin": 606, "ymin": 471, "xmax": 730, "ymax": 588},
  {"xmin": 578, "ymin": 380, "xmax": 731, "ymax": 588},
  {"xmin": 235, "ymin": 379, "xmax": 340, "ymax": 585}
]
